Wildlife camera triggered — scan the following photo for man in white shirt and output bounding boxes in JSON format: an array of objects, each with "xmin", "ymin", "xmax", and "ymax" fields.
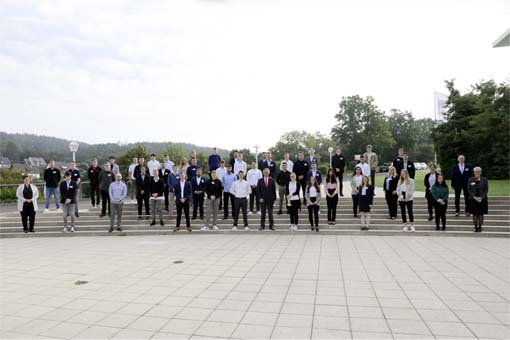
[
  {"xmin": 128, "ymin": 157, "xmax": 138, "ymax": 203},
  {"xmin": 147, "ymin": 153, "xmax": 161, "ymax": 176},
  {"xmin": 358, "ymin": 155, "xmax": 371, "ymax": 179},
  {"xmin": 163, "ymin": 154, "xmax": 175, "ymax": 174},
  {"xmin": 233, "ymin": 153, "xmax": 247, "ymax": 176},
  {"xmin": 363, "ymin": 144, "xmax": 378, "ymax": 191},
  {"xmin": 247, "ymin": 162, "xmax": 262, "ymax": 214},
  {"xmin": 230, "ymin": 170, "xmax": 252, "ymax": 230},
  {"xmin": 215, "ymin": 160, "xmax": 227, "ymax": 210},
  {"xmin": 279, "ymin": 153, "xmax": 294, "ymax": 173}
]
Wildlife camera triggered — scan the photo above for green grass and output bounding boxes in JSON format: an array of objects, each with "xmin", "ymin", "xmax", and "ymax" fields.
[{"xmin": 373, "ymin": 172, "xmax": 510, "ymax": 197}]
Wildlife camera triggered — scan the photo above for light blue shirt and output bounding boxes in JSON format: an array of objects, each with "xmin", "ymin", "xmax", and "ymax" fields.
[
  {"xmin": 222, "ymin": 173, "xmax": 237, "ymax": 193},
  {"xmin": 109, "ymin": 181, "xmax": 127, "ymax": 201}
]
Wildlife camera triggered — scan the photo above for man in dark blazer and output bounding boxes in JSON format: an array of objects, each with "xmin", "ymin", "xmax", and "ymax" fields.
[
  {"xmin": 256, "ymin": 168, "xmax": 277, "ymax": 230},
  {"xmin": 60, "ymin": 171, "xmax": 77, "ymax": 232},
  {"xmin": 135, "ymin": 166, "xmax": 151, "ymax": 219},
  {"xmin": 174, "ymin": 173, "xmax": 192, "ymax": 232},
  {"xmin": 396, "ymin": 152, "xmax": 416, "ymax": 179},
  {"xmin": 159, "ymin": 163, "xmax": 171, "ymax": 211},
  {"xmin": 293, "ymin": 151, "xmax": 310, "ymax": 205},
  {"xmin": 331, "ymin": 147, "xmax": 346, "ymax": 196},
  {"xmin": 262, "ymin": 152, "xmax": 277, "ymax": 178},
  {"xmin": 191, "ymin": 169, "xmax": 206, "ymax": 220},
  {"xmin": 450, "ymin": 155, "xmax": 473, "ymax": 216}
]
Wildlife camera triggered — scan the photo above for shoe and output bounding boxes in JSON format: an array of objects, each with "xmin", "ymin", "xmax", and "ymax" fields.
[
  {"xmin": 192, "ymin": 217, "xmax": 196, "ymax": 221},
  {"xmin": 332, "ymin": 222, "xmax": 336, "ymax": 225},
  {"xmin": 117, "ymin": 227, "xmax": 122, "ymax": 232},
  {"xmin": 455, "ymin": 212, "xmax": 460, "ymax": 216},
  {"xmin": 352, "ymin": 217, "xmax": 358, "ymax": 220},
  {"xmin": 108, "ymin": 213, "xmax": 111, "ymax": 217},
  {"xmin": 90, "ymin": 205, "xmax": 95, "ymax": 209},
  {"xmin": 99, "ymin": 213, "xmax": 106, "ymax": 217},
  {"xmin": 44, "ymin": 209, "xmax": 50, "ymax": 213},
  {"xmin": 340, "ymin": 194, "xmax": 344, "ymax": 197},
  {"xmin": 145, "ymin": 216, "xmax": 150, "ymax": 220},
  {"xmin": 259, "ymin": 226, "xmax": 265, "ymax": 230},
  {"xmin": 150, "ymin": 220, "xmax": 156, "ymax": 226},
  {"xmin": 244, "ymin": 226, "xmax": 250, "ymax": 231},
  {"xmin": 402, "ymin": 225, "xmax": 408, "ymax": 232},
  {"xmin": 391, "ymin": 217, "xmax": 395, "ymax": 220},
  {"xmin": 465, "ymin": 213, "xmax": 471, "ymax": 217},
  {"xmin": 23, "ymin": 229, "xmax": 28, "ymax": 233},
  {"xmin": 428, "ymin": 216, "xmax": 433, "ymax": 221},
  {"xmin": 360, "ymin": 226, "xmax": 364, "ymax": 231},
  {"xmin": 232, "ymin": 226, "xmax": 238, "ymax": 231},
  {"xmin": 248, "ymin": 211, "xmax": 253, "ymax": 215},
  {"xmin": 160, "ymin": 220, "xmax": 164, "ymax": 226},
  {"xmin": 201, "ymin": 226, "xmax": 209, "ymax": 231},
  {"xmin": 441, "ymin": 227, "xmax": 445, "ymax": 231},
  {"xmin": 56, "ymin": 208, "xmax": 63, "ymax": 213},
  {"xmin": 70, "ymin": 227, "xmax": 75, "ymax": 232},
  {"xmin": 173, "ymin": 228, "xmax": 180, "ymax": 232},
  {"xmin": 366, "ymin": 227, "xmax": 369, "ymax": 231},
  {"xmin": 387, "ymin": 217, "xmax": 392, "ymax": 220},
  {"xmin": 29, "ymin": 229, "xmax": 35, "ymax": 233},
  {"xmin": 315, "ymin": 227, "xmax": 319, "ymax": 232},
  {"xmin": 187, "ymin": 228, "xmax": 192, "ymax": 232},
  {"xmin": 289, "ymin": 225, "xmax": 294, "ymax": 230},
  {"xmin": 138, "ymin": 216, "xmax": 143, "ymax": 220},
  {"xmin": 212, "ymin": 225, "xmax": 219, "ymax": 230},
  {"xmin": 436, "ymin": 227, "xmax": 440, "ymax": 231},
  {"xmin": 311, "ymin": 226, "xmax": 314, "ymax": 231},
  {"xmin": 277, "ymin": 210, "xmax": 282, "ymax": 215},
  {"xmin": 269, "ymin": 226, "xmax": 275, "ymax": 231},
  {"xmin": 108, "ymin": 227, "xmax": 113, "ymax": 233},
  {"xmin": 257, "ymin": 211, "xmax": 261, "ymax": 215},
  {"xmin": 62, "ymin": 227, "xmax": 68, "ymax": 233},
  {"xmin": 294, "ymin": 225, "xmax": 299, "ymax": 230},
  {"xmin": 410, "ymin": 225, "xmax": 415, "ymax": 232},
  {"xmin": 75, "ymin": 213, "xmax": 80, "ymax": 218}
]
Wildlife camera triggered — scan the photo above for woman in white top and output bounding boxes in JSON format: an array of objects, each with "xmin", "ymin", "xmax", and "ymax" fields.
[
  {"xmin": 396, "ymin": 169, "xmax": 415, "ymax": 232},
  {"xmin": 286, "ymin": 172, "xmax": 301, "ymax": 230},
  {"xmin": 350, "ymin": 166, "xmax": 363, "ymax": 219},
  {"xmin": 16, "ymin": 175, "xmax": 39, "ymax": 233},
  {"xmin": 305, "ymin": 176, "xmax": 321, "ymax": 232}
]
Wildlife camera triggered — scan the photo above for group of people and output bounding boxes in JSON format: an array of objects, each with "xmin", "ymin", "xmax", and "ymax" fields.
[{"xmin": 16, "ymin": 146, "xmax": 489, "ymax": 234}]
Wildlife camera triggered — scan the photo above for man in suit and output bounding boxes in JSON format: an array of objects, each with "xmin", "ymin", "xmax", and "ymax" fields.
[
  {"xmin": 293, "ymin": 151, "xmax": 310, "ymax": 204},
  {"xmin": 257, "ymin": 168, "xmax": 277, "ymax": 230},
  {"xmin": 191, "ymin": 168, "xmax": 206, "ymax": 220},
  {"xmin": 392, "ymin": 148, "xmax": 405, "ymax": 169},
  {"xmin": 159, "ymin": 162, "xmax": 171, "ymax": 211},
  {"xmin": 60, "ymin": 171, "xmax": 77, "ymax": 232},
  {"xmin": 136, "ymin": 166, "xmax": 151, "ymax": 220},
  {"xmin": 396, "ymin": 152, "xmax": 415, "ymax": 179},
  {"xmin": 174, "ymin": 172, "xmax": 192, "ymax": 232},
  {"xmin": 167, "ymin": 165, "xmax": 180, "ymax": 218},
  {"xmin": 149, "ymin": 169, "xmax": 165, "ymax": 226},
  {"xmin": 331, "ymin": 147, "xmax": 345, "ymax": 196},
  {"xmin": 262, "ymin": 152, "xmax": 277, "ymax": 178},
  {"xmin": 450, "ymin": 155, "xmax": 473, "ymax": 216},
  {"xmin": 308, "ymin": 148, "xmax": 319, "ymax": 167},
  {"xmin": 363, "ymin": 144, "xmax": 378, "ymax": 191},
  {"xmin": 276, "ymin": 162, "xmax": 291, "ymax": 214},
  {"xmin": 258, "ymin": 152, "xmax": 267, "ymax": 170},
  {"xmin": 186, "ymin": 157, "xmax": 199, "ymax": 181},
  {"xmin": 307, "ymin": 161, "xmax": 323, "ymax": 185}
]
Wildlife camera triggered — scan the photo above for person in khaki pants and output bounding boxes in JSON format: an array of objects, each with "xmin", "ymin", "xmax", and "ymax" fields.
[{"xmin": 363, "ymin": 144, "xmax": 378, "ymax": 193}]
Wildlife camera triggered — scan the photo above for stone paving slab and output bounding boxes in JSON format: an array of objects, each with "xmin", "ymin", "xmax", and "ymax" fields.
[{"xmin": 0, "ymin": 235, "xmax": 509, "ymax": 340}]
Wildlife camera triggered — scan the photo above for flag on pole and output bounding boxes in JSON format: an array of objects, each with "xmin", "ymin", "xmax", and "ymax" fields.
[{"xmin": 434, "ymin": 92, "xmax": 448, "ymax": 122}]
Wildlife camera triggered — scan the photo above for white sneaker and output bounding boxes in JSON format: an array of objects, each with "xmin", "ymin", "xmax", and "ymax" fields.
[
  {"xmin": 402, "ymin": 225, "xmax": 408, "ymax": 232},
  {"xmin": 44, "ymin": 209, "xmax": 50, "ymax": 213},
  {"xmin": 56, "ymin": 208, "xmax": 63, "ymax": 213},
  {"xmin": 248, "ymin": 211, "xmax": 253, "ymax": 215},
  {"xmin": 70, "ymin": 227, "xmax": 75, "ymax": 232},
  {"xmin": 244, "ymin": 226, "xmax": 250, "ymax": 231},
  {"xmin": 62, "ymin": 227, "xmax": 68, "ymax": 233},
  {"xmin": 410, "ymin": 225, "xmax": 416, "ymax": 232},
  {"xmin": 232, "ymin": 226, "xmax": 238, "ymax": 231},
  {"xmin": 289, "ymin": 225, "xmax": 294, "ymax": 230},
  {"xmin": 294, "ymin": 225, "xmax": 299, "ymax": 230},
  {"xmin": 201, "ymin": 226, "xmax": 209, "ymax": 231},
  {"xmin": 212, "ymin": 225, "xmax": 219, "ymax": 230},
  {"xmin": 257, "ymin": 211, "xmax": 261, "ymax": 215}
]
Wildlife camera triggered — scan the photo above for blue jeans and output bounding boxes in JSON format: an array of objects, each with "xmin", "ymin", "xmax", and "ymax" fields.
[{"xmin": 45, "ymin": 186, "xmax": 60, "ymax": 209}]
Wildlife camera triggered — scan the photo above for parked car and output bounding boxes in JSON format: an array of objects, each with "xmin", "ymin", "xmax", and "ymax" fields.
[
  {"xmin": 415, "ymin": 162, "xmax": 428, "ymax": 170},
  {"xmin": 378, "ymin": 163, "xmax": 391, "ymax": 173}
]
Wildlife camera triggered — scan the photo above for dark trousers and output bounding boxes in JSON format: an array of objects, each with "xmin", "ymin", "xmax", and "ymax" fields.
[
  {"xmin": 137, "ymin": 194, "xmax": 150, "ymax": 216},
  {"xmin": 20, "ymin": 202, "xmax": 36, "ymax": 231},
  {"xmin": 351, "ymin": 194, "xmax": 359, "ymax": 217},
  {"xmin": 385, "ymin": 191, "xmax": 398, "ymax": 218},
  {"xmin": 425, "ymin": 190, "xmax": 434, "ymax": 217},
  {"xmin": 192, "ymin": 194, "xmax": 204, "ymax": 219},
  {"xmin": 249, "ymin": 188, "xmax": 260, "ymax": 212},
  {"xmin": 335, "ymin": 171, "xmax": 344, "ymax": 195},
  {"xmin": 299, "ymin": 179, "xmax": 307, "ymax": 204},
  {"xmin": 434, "ymin": 202, "xmax": 447, "ymax": 229},
  {"xmin": 176, "ymin": 201, "xmax": 190, "ymax": 227},
  {"xmin": 399, "ymin": 200, "xmax": 414, "ymax": 223},
  {"xmin": 454, "ymin": 186, "xmax": 469, "ymax": 213},
  {"xmin": 233, "ymin": 197, "xmax": 248, "ymax": 227},
  {"xmin": 326, "ymin": 195, "xmax": 338, "ymax": 222},
  {"xmin": 223, "ymin": 192, "xmax": 234, "ymax": 218},
  {"xmin": 101, "ymin": 190, "xmax": 110, "ymax": 215},
  {"xmin": 164, "ymin": 187, "xmax": 169, "ymax": 210},
  {"xmin": 260, "ymin": 200, "xmax": 274, "ymax": 227},
  {"xmin": 308, "ymin": 197, "xmax": 319, "ymax": 226},
  {"xmin": 90, "ymin": 184, "xmax": 100, "ymax": 206},
  {"xmin": 370, "ymin": 169, "xmax": 376, "ymax": 189},
  {"xmin": 289, "ymin": 200, "xmax": 300, "ymax": 225}
]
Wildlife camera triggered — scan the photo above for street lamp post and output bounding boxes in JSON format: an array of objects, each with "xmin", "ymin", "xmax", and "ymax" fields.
[
  {"xmin": 69, "ymin": 141, "xmax": 79, "ymax": 162},
  {"xmin": 254, "ymin": 144, "xmax": 260, "ymax": 166},
  {"xmin": 328, "ymin": 147, "xmax": 334, "ymax": 169}
]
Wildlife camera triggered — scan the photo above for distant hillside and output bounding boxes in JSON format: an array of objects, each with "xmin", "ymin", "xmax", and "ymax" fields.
[{"xmin": 0, "ymin": 132, "xmax": 229, "ymax": 164}]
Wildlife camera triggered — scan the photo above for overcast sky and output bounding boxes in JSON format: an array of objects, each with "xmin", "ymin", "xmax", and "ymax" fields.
[{"xmin": 1, "ymin": 0, "xmax": 508, "ymax": 152}]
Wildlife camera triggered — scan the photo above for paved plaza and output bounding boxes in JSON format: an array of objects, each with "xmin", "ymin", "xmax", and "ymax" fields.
[{"xmin": 0, "ymin": 235, "xmax": 509, "ymax": 339}]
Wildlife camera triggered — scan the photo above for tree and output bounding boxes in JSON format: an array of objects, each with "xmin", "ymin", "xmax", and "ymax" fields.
[
  {"xmin": 117, "ymin": 145, "xmax": 149, "ymax": 179},
  {"xmin": 413, "ymin": 118, "xmax": 435, "ymax": 163},
  {"xmin": 387, "ymin": 109, "xmax": 417, "ymax": 153},
  {"xmin": 229, "ymin": 149, "xmax": 255, "ymax": 165},
  {"xmin": 432, "ymin": 79, "xmax": 509, "ymax": 179}
]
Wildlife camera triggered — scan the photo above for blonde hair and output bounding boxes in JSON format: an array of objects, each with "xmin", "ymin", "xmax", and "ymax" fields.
[
  {"xmin": 400, "ymin": 169, "xmax": 410, "ymax": 185},
  {"xmin": 388, "ymin": 166, "xmax": 396, "ymax": 177},
  {"xmin": 474, "ymin": 166, "xmax": 482, "ymax": 173}
]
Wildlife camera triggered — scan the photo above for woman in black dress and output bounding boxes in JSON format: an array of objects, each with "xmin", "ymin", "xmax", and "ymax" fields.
[
  {"xmin": 383, "ymin": 166, "xmax": 399, "ymax": 220},
  {"xmin": 358, "ymin": 176, "xmax": 374, "ymax": 231},
  {"xmin": 467, "ymin": 167, "xmax": 488, "ymax": 233}
]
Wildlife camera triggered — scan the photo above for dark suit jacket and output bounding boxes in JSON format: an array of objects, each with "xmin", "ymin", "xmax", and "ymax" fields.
[
  {"xmin": 135, "ymin": 174, "xmax": 151, "ymax": 196},
  {"xmin": 256, "ymin": 177, "xmax": 277, "ymax": 203},
  {"xmin": 424, "ymin": 172, "xmax": 440, "ymax": 195},
  {"xmin": 159, "ymin": 169, "xmax": 171, "ymax": 189},
  {"xmin": 468, "ymin": 177, "xmax": 488, "ymax": 200},
  {"xmin": 148, "ymin": 177, "xmax": 165, "ymax": 197},
  {"xmin": 396, "ymin": 160, "xmax": 416, "ymax": 179},
  {"xmin": 262, "ymin": 160, "xmax": 277, "ymax": 178},
  {"xmin": 191, "ymin": 176, "xmax": 206, "ymax": 195},
  {"xmin": 451, "ymin": 163, "xmax": 473, "ymax": 189},
  {"xmin": 59, "ymin": 180, "xmax": 77, "ymax": 204},
  {"xmin": 383, "ymin": 176, "xmax": 399, "ymax": 193},
  {"xmin": 332, "ymin": 154, "xmax": 345, "ymax": 173},
  {"xmin": 174, "ymin": 181, "xmax": 192, "ymax": 203}
]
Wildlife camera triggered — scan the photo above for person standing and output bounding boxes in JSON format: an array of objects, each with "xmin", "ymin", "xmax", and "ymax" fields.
[
  {"xmin": 307, "ymin": 148, "xmax": 319, "ymax": 166},
  {"xmin": 222, "ymin": 165, "xmax": 237, "ymax": 219},
  {"xmin": 233, "ymin": 153, "xmax": 247, "ymax": 177},
  {"xmin": 191, "ymin": 168, "xmax": 206, "ymax": 220},
  {"xmin": 350, "ymin": 166, "xmax": 363, "ymax": 219},
  {"xmin": 262, "ymin": 152, "xmax": 277, "ymax": 178},
  {"xmin": 286, "ymin": 173, "xmax": 301, "ymax": 230},
  {"xmin": 208, "ymin": 147, "xmax": 221, "ymax": 174},
  {"xmin": 69, "ymin": 161, "xmax": 81, "ymax": 217},
  {"xmin": 189, "ymin": 150, "xmax": 201, "ymax": 168},
  {"xmin": 136, "ymin": 166, "xmax": 151, "ymax": 220},
  {"xmin": 87, "ymin": 159, "xmax": 101, "ymax": 208},
  {"xmin": 258, "ymin": 151, "xmax": 267, "ymax": 170},
  {"xmin": 159, "ymin": 162, "xmax": 171, "ymax": 211},
  {"xmin": 180, "ymin": 158, "xmax": 189, "ymax": 175},
  {"xmin": 174, "ymin": 172, "xmax": 192, "ymax": 232},
  {"xmin": 98, "ymin": 164, "xmax": 115, "ymax": 217},
  {"xmin": 431, "ymin": 174, "xmax": 449, "ymax": 231},
  {"xmin": 383, "ymin": 166, "xmax": 399, "ymax": 220},
  {"xmin": 247, "ymin": 162, "xmax": 262, "ymax": 214},
  {"xmin": 293, "ymin": 151, "xmax": 310, "ymax": 205},
  {"xmin": 109, "ymin": 173, "xmax": 127, "ymax": 232},
  {"xmin": 229, "ymin": 151, "xmax": 238, "ymax": 171},
  {"xmin": 43, "ymin": 159, "xmax": 61, "ymax": 213},
  {"xmin": 186, "ymin": 158, "xmax": 199, "ymax": 181},
  {"xmin": 163, "ymin": 154, "xmax": 175, "ymax": 174},
  {"xmin": 306, "ymin": 161, "xmax": 322, "ymax": 185},
  {"xmin": 357, "ymin": 155, "xmax": 371, "ymax": 179},
  {"xmin": 109, "ymin": 157, "xmax": 120, "ymax": 176},
  {"xmin": 363, "ymin": 145, "xmax": 378, "ymax": 192},
  {"xmin": 396, "ymin": 152, "xmax": 416, "ymax": 179},
  {"xmin": 257, "ymin": 168, "xmax": 276, "ymax": 230},
  {"xmin": 331, "ymin": 147, "xmax": 346, "ymax": 196},
  {"xmin": 276, "ymin": 162, "xmax": 291, "ymax": 215},
  {"xmin": 397, "ymin": 169, "xmax": 415, "ymax": 232},
  {"xmin": 149, "ymin": 169, "xmax": 165, "ymax": 226},
  {"xmin": 279, "ymin": 153, "xmax": 294, "ymax": 173},
  {"xmin": 16, "ymin": 175, "xmax": 39, "ymax": 233},
  {"xmin": 128, "ymin": 157, "xmax": 138, "ymax": 203},
  {"xmin": 134, "ymin": 156, "xmax": 150, "ymax": 178},
  {"xmin": 468, "ymin": 167, "xmax": 488, "ymax": 233},
  {"xmin": 202, "ymin": 170, "xmax": 223, "ymax": 230},
  {"xmin": 215, "ymin": 160, "xmax": 227, "ymax": 210},
  {"xmin": 392, "ymin": 148, "xmax": 405, "ymax": 168},
  {"xmin": 451, "ymin": 155, "xmax": 474, "ymax": 216},
  {"xmin": 147, "ymin": 153, "xmax": 161, "ymax": 176},
  {"xmin": 60, "ymin": 171, "xmax": 77, "ymax": 232},
  {"xmin": 305, "ymin": 176, "xmax": 321, "ymax": 232},
  {"xmin": 358, "ymin": 176, "xmax": 374, "ymax": 231},
  {"xmin": 230, "ymin": 170, "xmax": 251, "ymax": 230},
  {"xmin": 324, "ymin": 169, "xmax": 339, "ymax": 225},
  {"xmin": 424, "ymin": 164, "xmax": 439, "ymax": 221},
  {"xmin": 167, "ymin": 165, "xmax": 179, "ymax": 218}
]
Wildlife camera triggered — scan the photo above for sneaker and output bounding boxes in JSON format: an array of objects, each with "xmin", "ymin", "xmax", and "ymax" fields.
[
  {"xmin": 289, "ymin": 225, "xmax": 294, "ymax": 230},
  {"xmin": 108, "ymin": 227, "xmax": 114, "ymax": 233},
  {"xmin": 62, "ymin": 227, "xmax": 68, "ymax": 232},
  {"xmin": 386, "ymin": 216, "xmax": 392, "ymax": 220},
  {"xmin": 402, "ymin": 225, "xmax": 408, "ymax": 232},
  {"xmin": 294, "ymin": 225, "xmax": 299, "ymax": 230},
  {"xmin": 160, "ymin": 220, "xmax": 165, "ymax": 226},
  {"xmin": 232, "ymin": 226, "xmax": 238, "ymax": 231},
  {"xmin": 410, "ymin": 225, "xmax": 416, "ymax": 232},
  {"xmin": 70, "ymin": 227, "xmax": 75, "ymax": 232},
  {"xmin": 117, "ymin": 227, "xmax": 123, "ymax": 232},
  {"xmin": 201, "ymin": 226, "xmax": 209, "ymax": 231},
  {"xmin": 455, "ymin": 212, "xmax": 460, "ymax": 216},
  {"xmin": 244, "ymin": 226, "xmax": 250, "ymax": 231},
  {"xmin": 212, "ymin": 225, "xmax": 219, "ymax": 230},
  {"xmin": 56, "ymin": 208, "xmax": 63, "ymax": 213},
  {"xmin": 257, "ymin": 211, "xmax": 261, "ymax": 215},
  {"xmin": 44, "ymin": 209, "xmax": 50, "ymax": 213},
  {"xmin": 248, "ymin": 211, "xmax": 253, "ymax": 215}
]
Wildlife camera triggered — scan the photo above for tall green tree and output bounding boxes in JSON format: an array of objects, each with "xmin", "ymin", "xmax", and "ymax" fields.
[
  {"xmin": 413, "ymin": 118, "xmax": 435, "ymax": 163},
  {"xmin": 387, "ymin": 109, "xmax": 417, "ymax": 153}
]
